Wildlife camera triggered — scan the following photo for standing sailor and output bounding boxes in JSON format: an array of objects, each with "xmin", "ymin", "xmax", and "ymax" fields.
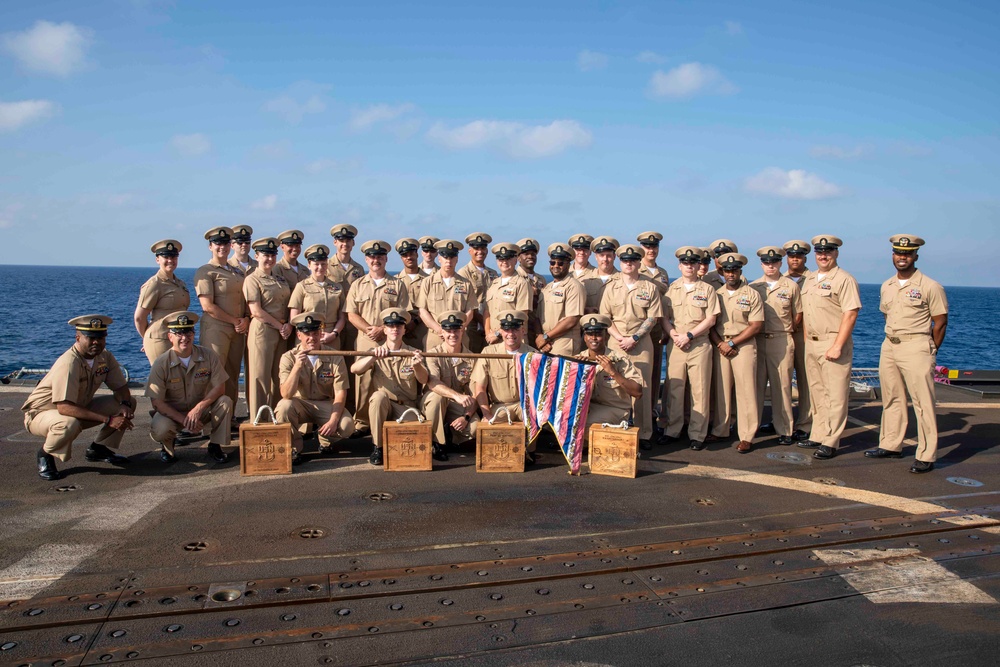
[
  {"xmin": 637, "ymin": 231, "xmax": 670, "ymax": 419},
  {"xmin": 329, "ymin": 224, "xmax": 366, "ymax": 288},
  {"xmin": 783, "ymin": 239, "xmax": 813, "ymax": 441},
  {"xmin": 458, "ymin": 232, "xmax": 497, "ymax": 353},
  {"xmin": 242, "ymin": 237, "xmax": 292, "ymax": 419},
  {"xmin": 516, "ymin": 237, "xmax": 547, "ymax": 306},
  {"xmin": 274, "ymin": 229, "xmax": 307, "ymax": 291},
  {"xmin": 396, "ymin": 238, "xmax": 429, "ymax": 349},
  {"xmin": 228, "ymin": 225, "xmax": 258, "ymax": 276},
  {"xmin": 584, "ymin": 236, "xmax": 619, "ymax": 313},
  {"xmin": 420, "ymin": 239, "xmax": 479, "ymax": 350},
  {"xmin": 535, "ymin": 242, "xmax": 585, "ymax": 355},
  {"xmin": 484, "ymin": 242, "xmax": 533, "ymax": 347},
  {"xmin": 569, "ymin": 233, "xmax": 596, "ymax": 280},
  {"xmin": 419, "ymin": 236, "xmax": 440, "ymax": 275},
  {"xmin": 703, "ymin": 239, "xmax": 737, "ymax": 291},
  {"xmin": 135, "ymin": 239, "xmax": 190, "ymax": 366},
  {"xmin": 288, "ymin": 244, "xmax": 347, "ymax": 350}
]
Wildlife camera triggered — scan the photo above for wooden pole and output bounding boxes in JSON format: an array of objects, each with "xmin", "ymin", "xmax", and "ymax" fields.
[{"xmin": 312, "ymin": 349, "xmax": 597, "ymax": 365}]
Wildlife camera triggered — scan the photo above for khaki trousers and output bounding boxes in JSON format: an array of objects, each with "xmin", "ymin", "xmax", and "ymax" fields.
[
  {"xmin": 26, "ymin": 396, "xmax": 135, "ymax": 462},
  {"xmin": 756, "ymin": 334, "xmax": 795, "ymax": 437},
  {"xmin": 608, "ymin": 334, "xmax": 654, "ymax": 440},
  {"xmin": 275, "ymin": 398, "xmax": 355, "ymax": 450},
  {"xmin": 805, "ymin": 335, "xmax": 853, "ymax": 450},
  {"xmin": 420, "ymin": 391, "xmax": 477, "ymax": 445},
  {"xmin": 151, "ymin": 395, "xmax": 233, "ymax": 455},
  {"xmin": 200, "ymin": 323, "xmax": 246, "ymax": 407},
  {"xmin": 878, "ymin": 337, "xmax": 938, "ymax": 462},
  {"xmin": 792, "ymin": 329, "xmax": 812, "ymax": 432},
  {"xmin": 711, "ymin": 339, "xmax": 759, "ymax": 442},
  {"xmin": 370, "ymin": 390, "xmax": 419, "ymax": 447},
  {"xmin": 246, "ymin": 320, "xmax": 282, "ymax": 420},
  {"xmin": 584, "ymin": 403, "xmax": 631, "ymax": 429},
  {"xmin": 143, "ymin": 331, "xmax": 170, "ymax": 367},
  {"xmin": 663, "ymin": 337, "xmax": 712, "ymax": 442},
  {"xmin": 353, "ymin": 334, "xmax": 380, "ymax": 429}
]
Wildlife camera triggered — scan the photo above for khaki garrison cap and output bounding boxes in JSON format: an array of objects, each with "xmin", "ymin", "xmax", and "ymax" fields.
[
  {"xmin": 569, "ymin": 233, "xmax": 594, "ymax": 249},
  {"xmin": 291, "ymin": 311, "xmax": 324, "ymax": 331},
  {"xmin": 757, "ymin": 246, "xmax": 786, "ymax": 262},
  {"xmin": 516, "ymin": 238, "xmax": 540, "ymax": 253},
  {"xmin": 304, "ymin": 244, "xmax": 330, "ymax": 261},
  {"xmin": 811, "ymin": 235, "xmax": 843, "ymax": 251},
  {"xmin": 252, "ymin": 237, "xmax": 279, "ymax": 254},
  {"xmin": 591, "ymin": 236, "xmax": 619, "ymax": 253},
  {"xmin": 151, "ymin": 239, "xmax": 182, "ymax": 256},
  {"xmin": 465, "ymin": 232, "xmax": 492, "ymax": 247},
  {"xmin": 547, "ymin": 242, "xmax": 573, "ymax": 259},
  {"xmin": 783, "ymin": 240, "xmax": 811, "ymax": 255},
  {"xmin": 435, "ymin": 239, "xmax": 464, "ymax": 256},
  {"xmin": 330, "ymin": 224, "xmax": 358, "ymax": 239},
  {"xmin": 380, "ymin": 307, "xmax": 410, "ymax": 325},
  {"xmin": 718, "ymin": 253, "xmax": 749, "ymax": 270},
  {"xmin": 890, "ymin": 234, "xmax": 925, "ymax": 252},
  {"xmin": 232, "ymin": 225, "xmax": 253, "ymax": 242},
  {"xmin": 278, "ymin": 229, "xmax": 304, "ymax": 245},
  {"xmin": 395, "ymin": 238, "xmax": 419, "ymax": 254},
  {"xmin": 204, "ymin": 226, "xmax": 233, "ymax": 243},
  {"xmin": 616, "ymin": 244, "xmax": 645, "ymax": 261},
  {"xmin": 361, "ymin": 240, "xmax": 390, "ymax": 256},
  {"xmin": 69, "ymin": 314, "xmax": 112, "ymax": 336},
  {"xmin": 164, "ymin": 311, "xmax": 199, "ymax": 331},
  {"xmin": 438, "ymin": 310, "xmax": 466, "ymax": 329},
  {"xmin": 675, "ymin": 246, "xmax": 703, "ymax": 263},
  {"xmin": 580, "ymin": 314, "xmax": 612, "ymax": 331},
  {"xmin": 419, "ymin": 236, "xmax": 439, "ymax": 250},
  {"xmin": 637, "ymin": 231, "xmax": 663, "ymax": 246},
  {"xmin": 709, "ymin": 239, "xmax": 738, "ymax": 257},
  {"xmin": 492, "ymin": 243, "xmax": 520, "ymax": 260}
]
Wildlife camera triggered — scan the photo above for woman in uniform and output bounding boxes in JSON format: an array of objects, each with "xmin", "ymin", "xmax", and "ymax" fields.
[
  {"xmin": 242, "ymin": 237, "xmax": 292, "ymax": 418},
  {"xmin": 288, "ymin": 244, "xmax": 347, "ymax": 349},
  {"xmin": 134, "ymin": 239, "xmax": 190, "ymax": 367}
]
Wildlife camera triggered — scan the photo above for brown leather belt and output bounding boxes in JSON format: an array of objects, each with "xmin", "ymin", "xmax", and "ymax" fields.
[
  {"xmin": 762, "ymin": 332, "xmax": 792, "ymax": 339},
  {"xmin": 886, "ymin": 333, "xmax": 929, "ymax": 344}
]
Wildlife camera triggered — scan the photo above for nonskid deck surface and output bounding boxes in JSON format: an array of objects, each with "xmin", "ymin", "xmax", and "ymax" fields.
[{"xmin": 0, "ymin": 384, "xmax": 997, "ymax": 665}]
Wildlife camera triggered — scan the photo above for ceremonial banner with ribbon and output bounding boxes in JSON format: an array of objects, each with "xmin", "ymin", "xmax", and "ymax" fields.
[{"xmin": 515, "ymin": 352, "xmax": 598, "ymax": 474}]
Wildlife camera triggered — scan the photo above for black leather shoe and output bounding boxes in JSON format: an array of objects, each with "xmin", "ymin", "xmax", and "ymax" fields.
[
  {"xmin": 432, "ymin": 444, "xmax": 449, "ymax": 462},
  {"xmin": 291, "ymin": 448, "xmax": 303, "ymax": 466},
  {"xmin": 85, "ymin": 444, "xmax": 129, "ymax": 466},
  {"xmin": 796, "ymin": 440, "xmax": 820, "ymax": 449},
  {"xmin": 318, "ymin": 444, "xmax": 334, "ymax": 455},
  {"xmin": 207, "ymin": 443, "xmax": 229, "ymax": 463},
  {"xmin": 758, "ymin": 422, "xmax": 776, "ymax": 435},
  {"xmin": 865, "ymin": 448, "xmax": 903, "ymax": 459},
  {"xmin": 639, "ymin": 439, "xmax": 652, "ymax": 451},
  {"xmin": 525, "ymin": 451, "xmax": 536, "ymax": 466},
  {"xmin": 160, "ymin": 448, "xmax": 175, "ymax": 464},
  {"xmin": 37, "ymin": 449, "xmax": 62, "ymax": 481},
  {"xmin": 777, "ymin": 435, "xmax": 793, "ymax": 445},
  {"xmin": 657, "ymin": 433, "xmax": 679, "ymax": 446},
  {"xmin": 813, "ymin": 445, "xmax": 836, "ymax": 459},
  {"xmin": 351, "ymin": 427, "xmax": 371, "ymax": 440},
  {"xmin": 910, "ymin": 460, "xmax": 934, "ymax": 474},
  {"xmin": 792, "ymin": 429, "xmax": 810, "ymax": 442},
  {"xmin": 689, "ymin": 440, "xmax": 705, "ymax": 451},
  {"xmin": 369, "ymin": 446, "xmax": 383, "ymax": 466}
]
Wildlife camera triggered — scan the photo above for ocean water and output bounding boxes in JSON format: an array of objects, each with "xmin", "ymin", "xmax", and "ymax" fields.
[{"xmin": 1, "ymin": 265, "xmax": 996, "ymax": 380}]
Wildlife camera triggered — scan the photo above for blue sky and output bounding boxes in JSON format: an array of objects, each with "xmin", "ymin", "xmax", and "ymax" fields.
[{"xmin": 1, "ymin": 0, "xmax": 998, "ymax": 285}]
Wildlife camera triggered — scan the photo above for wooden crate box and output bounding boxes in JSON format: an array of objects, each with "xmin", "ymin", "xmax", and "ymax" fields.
[
  {"xmin": 476, "ymin": 423, "xmax": 526, "ymax": 473},
  {"xmin": 239, "ymin": 421, "xmax": 293, "ymax": 476},
  {"xmin": 382, "ymin": 418, "xmax": 434, "ymax": 471},
  {"xmin": 588, "ymin": 424, "xmax": 639, "ymax": 478}
]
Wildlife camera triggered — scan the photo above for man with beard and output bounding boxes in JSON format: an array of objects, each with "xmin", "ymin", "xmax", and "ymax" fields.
[
  {"xmin": 703, "ymin": 239, "xmax": 737, "ymax": 290},
  {"xmin": 516, "ymin": 237, "xmax": 547, "ymax": 306},
  {"xmin": 23, "ymin": 315, "xmax": 136, "ymax": 481},
  {"xmin": 535, "ymin": 242, "xmax": 585, "ymax": 355},
  {"xmin": 421, "ymin": 311, "xmax": 480, "ymax": 461},
  {"xmin": 458, "ymin": 232, "xmax": 497, "ymax": 352}
]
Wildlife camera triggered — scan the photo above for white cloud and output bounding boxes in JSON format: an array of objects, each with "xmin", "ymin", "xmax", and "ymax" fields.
[
  {"xmin": 725, "ymin": 21, "xmax": 744, "ymax": 35},
  {"xmin": 170, "ymin": 133, "xmax": 210, "ymax": 156},
  {"xmin": 349, "ymin": 103, "xmax": 416, "ymax": 131},
  {"xmin": 2, "ymin": 21, "xmax": 93, "ymax": 77},
  {"xmin": 636, "ymin": 50, "xmax": 667, "ymax": 64},
  {"xmin": 426, "ymin": 119, "xmax": 592, "ymax": 159},
  {"xmin": 745, "ymin": 168, "xmax": 842, "ymax": 200},
  {"xmin": 262, "ymin": 83, "xmax": 329, "ymax": 124},
  {"xmin": 0, "ymin": 99, "xmax": 56, "ymax": 132},
  {"xmin": 304, "ymin": 157, "xmax": 363, "ymax": 174},
  {"xmin": 577, "ymin": 49, "xmax": 608, "ymax": 72},
  {"xmin": 810, "ymin": 144, "xmax": 871, "ymax": 160},
  {"xmin": 648, "ymin": 62, "xmax": 737, "ymax": 99},
  {"xmin": 250, "ymin": 194, "xmax": 278, "ymax": 210}
]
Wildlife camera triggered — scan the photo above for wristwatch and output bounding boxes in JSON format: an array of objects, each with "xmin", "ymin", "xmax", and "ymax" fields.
[
  {"xmin": 632, "ymin": 334, "xmax": 640, "ymax": 342},
  {"xmin": 727, "ymin": 340, "xmax": 736, "ymax": 349},
  {"xmin": 542, "ymin": 333, "xmax": 550, "ymax": 342},
  {"xmin": 686, "ymin": 332, "xmax": 694, "ymax": 340}
]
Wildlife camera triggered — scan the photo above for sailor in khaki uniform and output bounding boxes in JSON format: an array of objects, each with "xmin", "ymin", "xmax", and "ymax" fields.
[
  {"xmin": 866, "ymin": 235, "xmax": 948, "ymax": 474},
  {"xmin": 703, "ymin": 239, "xmax": 737, "ymax": 291},
  {"xmin": 420, "ymin": 239, "xmax": 479, "ymax": 350},
  {"xmin": 660, "ymin": 247, "xmax": 720, "ymax": 449},
  {"xmin": 599, "ymin": 244, "xmax": 663, "ymax": 446},
  {"xmin": 23, "ymin": 315, "xmax": 136, "ymax": 481},
  {"xmin": 577, "ymin": 314, "xmax": 643, "ymax": 430},
  {"xmin": 707, "ymin": 253, "xmax": 764, "ymax": 452},
  {"xmin": 472, "ymin": 310, "xmax": 539, "ymax": 463},
  {"xmin": 276, "ymin": 312, "xmax": 355, "ymax": 462},
  {"xmin": 329, "ymin": 224, "xmax": 366, "ymax": 288},
  {"xmin": 288, "ymin": 244, "xmax": 347, "ymax": 350},
  {"xmin": 750, "ymin": 246, "xmax": 802, "ymax": 445},
  {"xmin": 637, "ymin": 231, "xmax": 670, "ymax": 416},
  {"xmin": 584, "ymin": 236, "xmax": 619, "ymax": 313},
  {"xmin": 783, "ymin": 239, "xmax": 813, "ymax": 440},
  {"xmin": 147, "ymin": 312, "xmax": 233, "ymax": 464},
  {"xmin": 135, "ymin": 239, "xmax": 190, "ymax": 366},
  {"xmin": 274, "ymin": 229, "xmax": 307, "ymax": 290},
  {"xmin": 350, "ymin": 308, "xmax": 428, "ymax": 465},
  {"xmin": 516, "ymin": 237, "xmax": 547, "ymax": 305},
  {"xmin": 419, "ymin": 235, "xmax": 440, "ymax": 275},
  {"xmin": 195, "ymin": 226, "xmax": 249, "ymax": 408},
  {"xmin": 228, "ymin": 225, "xmax": 258, "ymax": 276},
  {"xmin": 535, "ymin": 242, "xmax": 585, "ymax": 355},
  {"xmin": 345, "ymin": 240, "xmax": 411, "ymax": 430},
  {"xmin": 421, "ymin": 311, "xmax": 480, "ymax": 460},
  {"xmin": 242, "ymin": 237, "xmax": 293, "ymax": 420},
  {"xmin": 797, "ymin": 235, "xmax": 861, "ymax": 459},
  {"xmin": 484, "ymin": 242, "xmax": 533, "ymax": 346},
  {"xmin": 698, "ymin": 247, "xmax": 712, "ymax": 279},
  {"xmin": 569, "ymin": 233, "xmax": 596, "ymax": 280},
  {"xmin": 458, "ymin": 232, "xmax": 497, "ymax": 353},
  {"xmin": 396, "ymin": 238, "xmax": 429, "ymax": 349}
]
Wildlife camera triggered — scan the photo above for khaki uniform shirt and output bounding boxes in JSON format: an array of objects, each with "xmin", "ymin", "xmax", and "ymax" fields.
[
  {"xmin": 194, "ymin": 260, "xmax": 247, "ymax": 330},
  {"xmin": 714, "ymin": 280, "xmax": 765, "ymax": 337},
  {"xmin": 664, "ymin": 279, "xmax": 721, "ymax": 336},
  {"xmin": 278, "ymin": 344, "xmax": 349, "ymax": 400},
  {"xmin": 145, "ymin": 345, "xmax": 228, "ymax": 412},
  {"xmin": 536, "ymin": 277, "xmax": 586, "ymax": 333},
  {"xmin": 426, "ymin": 344, "xmax": 474, "ymax": 393},
  {"xmin": 784, "ymin": 268, "xmax": 813, "ymax": 287},
  {"xmin": 330, "ymin": 258, "xmax": 366, "ymax": 289},
  {"xmin": 639, "ymin": 264, "xmax": 670, "ymax": 292},
  {"xmin": 458, "ymin": 262, "xmax": 498, "ymax": 307},
  {"xmin": 582, "ymin": 273, "xmax": 617, "ymax": 313},
  {"xmin": 344, "ymin": 274, "xmax": 411, "ymax": 327},
  {"xmin": 580, "ymin": 351, "xmax": 641, "ymax": 412},
  {"xmin": 398, "ymin": 271, "xmax": 428, "ymax": 319},
  {"xmin": 517, "ymin": 265, "xmax": 547, "ymax": 292},
  {"xmin": 419, "ymin": 272, "xmax": 479, "ymax": 317},
  {"xmin": 472, "ymin": 342, "xmax": 535, "ymax": 405},
  {"xmin": 750, "ymin": 276, "xmax": 801, "ymax": 334},
  {"xmin": 702, "ymin": 271, "xmax": 725, "ymax": 291},
  {"xmin": 371, "ymin": 344, "xmax": 422, "ymax": 404},
  {"xmin": 485, "ymin": 274, "xmax": 533, "ymax": 318},
  {"xmin": 22, "ymin": 346, "xmax": 127, "ymax": 417},
  {"xmin": 572, "ymin": 264, "xmax": 596, "ymax": 281},
  {"xmin": 880, "ymin": 269, "xmax": 947, "ymax": 336},
  {"xmin": 138, "ymin": 270, "xmax": 190, "ymax": 340},
  {"xmin": 801, "ymin": 266, "xmax": 862, "ymax": 337},
  {"xmin": 227, "ymin": 256, "xmax": 258, "ymax": 276},
  {"xmin": 288, "ymin": 277, "xmax": 345, "ymax": 331},
  {"xmin": 599, "ymin": 275, "xmax": 664, "ymax": 335},
  {"xmin": 242, "ymin": 271, "xmax": 292, "ymax": 320},
  {"xmin": 275, "ymin": 258, "xmax": 308, "ymax": 291}
]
